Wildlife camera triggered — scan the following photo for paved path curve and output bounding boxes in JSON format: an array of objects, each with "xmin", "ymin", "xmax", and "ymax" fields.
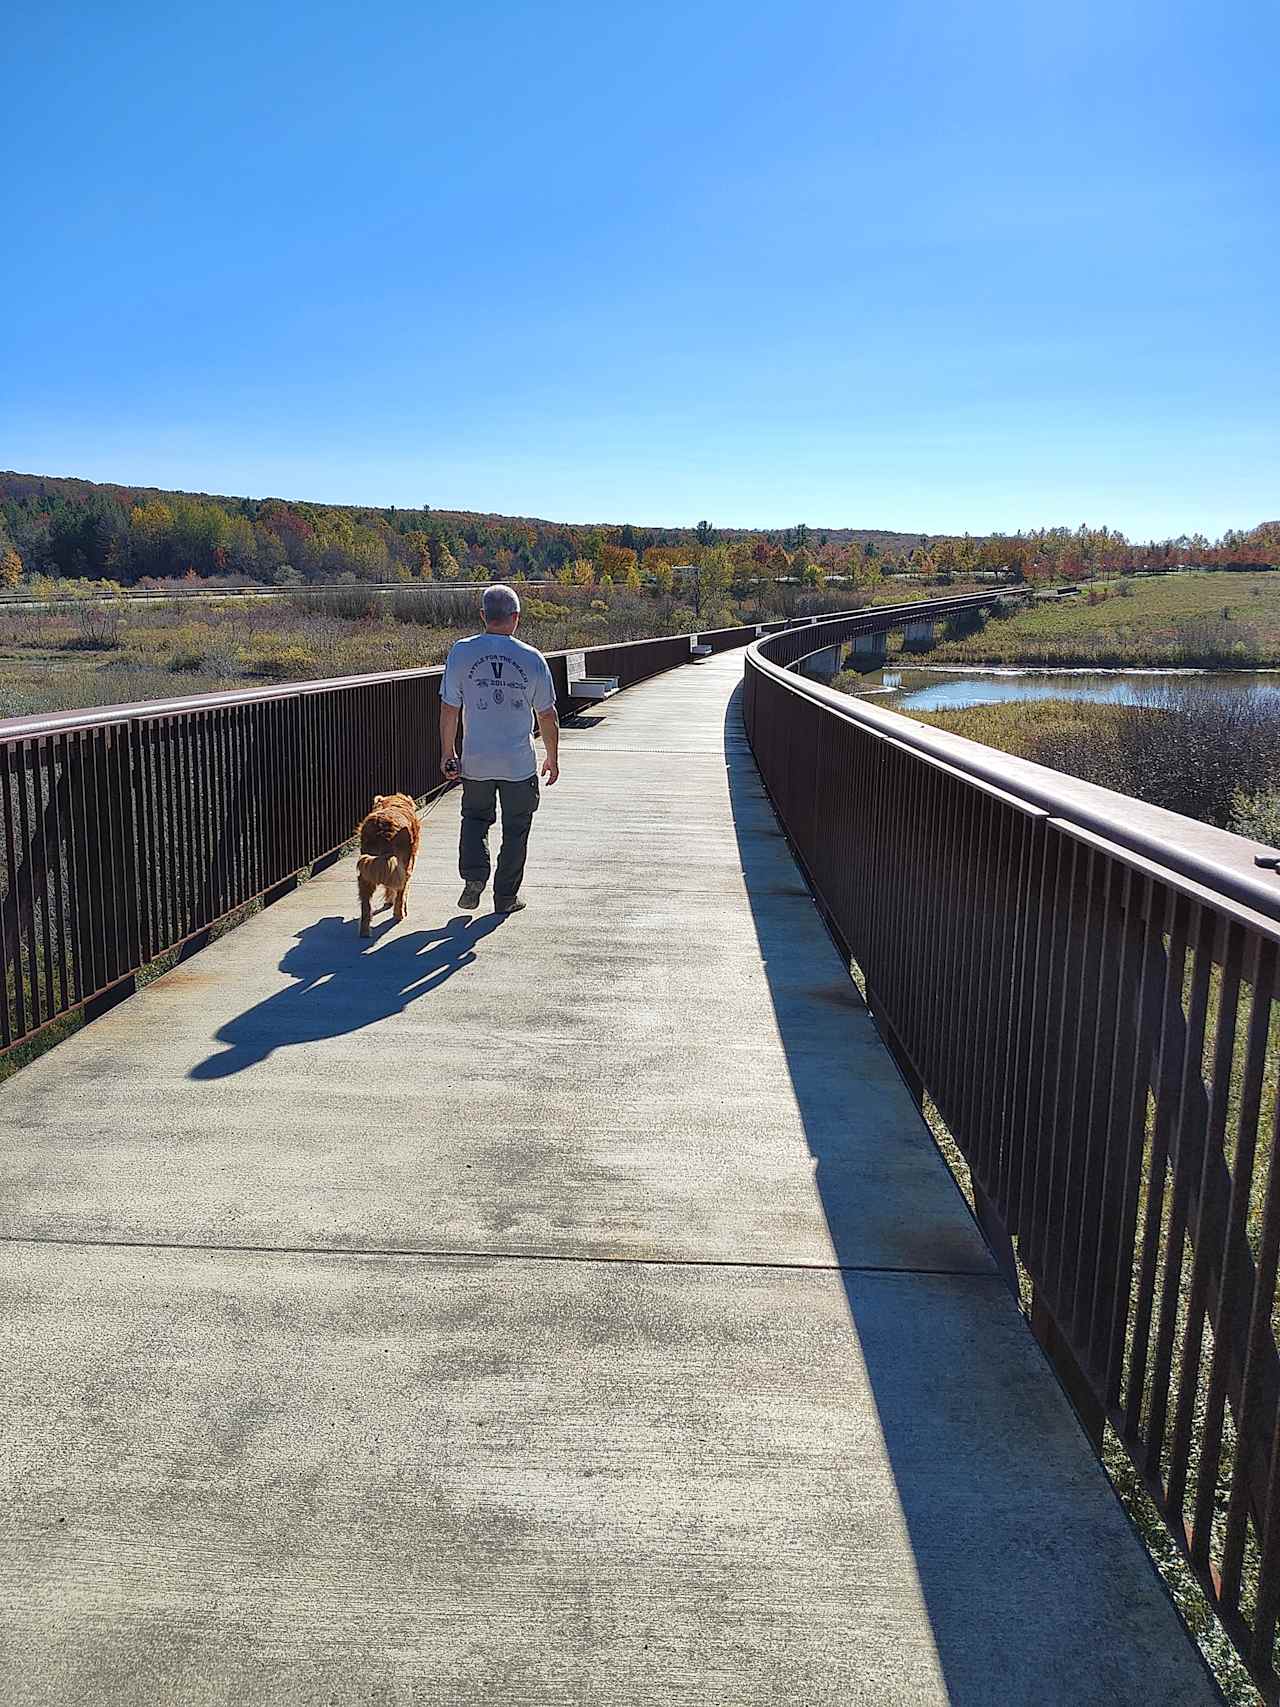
[{"xmin": 1, "ymin": 652, "xmax": 1219, "ymax": 1704}]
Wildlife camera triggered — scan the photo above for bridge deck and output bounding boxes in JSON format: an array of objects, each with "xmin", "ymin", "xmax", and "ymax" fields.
[{"xmin": 1, "ymin": 652, "xmax": 1217, "ymax": 1705}]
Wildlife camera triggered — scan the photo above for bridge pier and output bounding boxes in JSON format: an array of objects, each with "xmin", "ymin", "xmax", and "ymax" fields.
[
  {"xmin": 850, "ymin": 630, "xmax": 889, "ymax": 666},
  {"xmin": 796, "ymin": 642, "xmax": 841, "ymax": 678}
]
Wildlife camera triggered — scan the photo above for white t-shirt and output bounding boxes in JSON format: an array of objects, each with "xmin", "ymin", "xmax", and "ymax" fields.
[{"xmin": 441, "ymin": 632, "xmax": 557, "ymax": 781}]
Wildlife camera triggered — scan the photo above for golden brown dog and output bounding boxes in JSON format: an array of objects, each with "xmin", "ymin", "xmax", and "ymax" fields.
[{"xmin": 356, "ymin": 793, "xmax": 421, "ymax": 937}]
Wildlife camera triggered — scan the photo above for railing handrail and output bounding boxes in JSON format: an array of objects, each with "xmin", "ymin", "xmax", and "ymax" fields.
[{"xmin": 747, "ymin": 606, "xmax": 1280, "ymax": 931}]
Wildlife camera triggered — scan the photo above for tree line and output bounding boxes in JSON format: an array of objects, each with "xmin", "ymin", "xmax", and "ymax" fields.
[{"xmin": 0, "ymin": 471, "xmax": 1275, "ymax": 592}]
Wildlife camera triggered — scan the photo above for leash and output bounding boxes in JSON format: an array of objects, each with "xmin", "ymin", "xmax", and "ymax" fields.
[{"xmin": 417, "ymin": 779, "xmax": 459, "ymax": 822}]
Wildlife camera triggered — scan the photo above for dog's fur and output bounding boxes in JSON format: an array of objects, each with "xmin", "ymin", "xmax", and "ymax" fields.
[{"xmin": 356, "ymin": 793, "xmax": 421, "ymax": 937}]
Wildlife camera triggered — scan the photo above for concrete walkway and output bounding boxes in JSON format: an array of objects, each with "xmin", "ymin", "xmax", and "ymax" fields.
[{"xmin": 0, "ymin": 652, "xmax": 1219, "ymax": 1705}]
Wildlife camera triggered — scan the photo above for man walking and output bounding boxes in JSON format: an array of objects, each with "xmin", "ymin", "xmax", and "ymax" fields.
[{"xmin": 440, "ymin": 585, "xmax": 560, "ymax": 914}]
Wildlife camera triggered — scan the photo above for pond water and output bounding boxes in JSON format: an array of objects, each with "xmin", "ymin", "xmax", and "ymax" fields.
[{"xmin": 851, "ymin": 666, "xmax": 1280, "ymax": 715}]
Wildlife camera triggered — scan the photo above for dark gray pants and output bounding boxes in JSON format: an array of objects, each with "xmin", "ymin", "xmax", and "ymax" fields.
[{"xmin": 459, "ymin": 776, "xmax": 540, "ymax": 899}]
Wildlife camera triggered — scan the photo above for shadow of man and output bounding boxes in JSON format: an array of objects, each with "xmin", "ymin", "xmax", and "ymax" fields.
[{"xmin": 189, "ymin": 911, "xmax": 507, "ymax": 1080}]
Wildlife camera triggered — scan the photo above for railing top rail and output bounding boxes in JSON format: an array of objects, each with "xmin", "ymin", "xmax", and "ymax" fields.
[
  {"xmin": 0, "ymin": 663, "xmax": 452, "ymax": 739},
  {"xmin": 747, "ymin": 608, "xmax": 1280, "ymax": 930}
]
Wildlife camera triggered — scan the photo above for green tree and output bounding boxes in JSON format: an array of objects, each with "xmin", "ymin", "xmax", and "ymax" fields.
[
  {"xmin": 687, "ymin": 543, "xmax": 731, "ymax": 617},
  {"xmin": 557, "ymin": 558, "xmax": 595, "ymax": 588},
  {"xmin": 643, "ymin": 548, "xmax": 676, "ymax": 595},
  {"xmin": 851, "ymin": 540, "xmax": 881, "ymax": 589},
  {"xmin": 932, "ymin": 537, "xmax": 960, "ymax": 579},
  {"xmin": 404, "ymin": 530, "xmax": 434, "ymax": 578}
]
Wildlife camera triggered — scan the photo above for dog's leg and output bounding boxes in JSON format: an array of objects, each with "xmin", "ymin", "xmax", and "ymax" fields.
[
  {"xmin": 358, "ymin": 874, "xmax": 376, "ymax": 938},
  {"xmin": 392, "ymin": 880, "xmax": 408, "ymax": 922}
]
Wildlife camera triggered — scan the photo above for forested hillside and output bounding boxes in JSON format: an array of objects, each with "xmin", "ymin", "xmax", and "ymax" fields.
[
  {"xmin": 0, "ymin": 469, "xmax": 1276, "ymax": 590},
  {"xmin": 0, "ymin": 471, "xmax": 918, "ymax": 588}
]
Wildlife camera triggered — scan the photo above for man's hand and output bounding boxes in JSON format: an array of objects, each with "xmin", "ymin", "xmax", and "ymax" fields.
[
  {"xmin": 439, "ymin": 701, "xmax": 461, "ymax": 780},
  {"xmin": 536, "ymin": 705, "xmax": 560, "ymax": 786}
]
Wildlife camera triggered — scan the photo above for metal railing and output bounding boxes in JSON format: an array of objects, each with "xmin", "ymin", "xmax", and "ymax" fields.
[
  {"xmin": 744, "ymin": 598, "xmax": 1280, "ymax": 1699},
  {"xmin": 1, "ymin": 613, "xmax": 854, "ymax": 1058}
]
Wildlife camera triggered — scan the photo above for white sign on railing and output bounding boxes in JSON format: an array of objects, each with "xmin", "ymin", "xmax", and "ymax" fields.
[{"xmin": 565, "ymin": 650, "xmax": 587, "ymax": 684}]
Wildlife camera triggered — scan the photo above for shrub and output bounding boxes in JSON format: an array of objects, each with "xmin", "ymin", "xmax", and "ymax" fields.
[
  {"xmin": 196, "ymin": 646, "xmax": 243, "ymax": 679},
  {"xmin": 149, "ymin": 621, "xmax": 228, "ymax": 672},
  {"xmin": 287, "ymin": 586, "xmax": 379, "ymax": 622},
  {"xmin": 65, "ymin": 605, "xmax": 122, "ymax": 650},
  {"xmin": 1229, "ymin": 788, "xmax": 1280, "ymax": 847},
  {"xmin": 944, "ymin": 606, "xmax": 988, "ymax": 641},
  {"xmin": 244, "ymin": 641, "xmax": 317, "ymax": 680}
]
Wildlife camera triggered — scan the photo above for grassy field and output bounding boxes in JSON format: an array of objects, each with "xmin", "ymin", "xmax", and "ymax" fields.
[{"xmin": 926, "ymin": 571, "xmax": 1280, "ymax": 667}]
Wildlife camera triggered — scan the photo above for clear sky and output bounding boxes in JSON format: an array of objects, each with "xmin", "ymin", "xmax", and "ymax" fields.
[{"xmin": 3, "ymin": 1, "xmax": 1276, "ymax": 539}]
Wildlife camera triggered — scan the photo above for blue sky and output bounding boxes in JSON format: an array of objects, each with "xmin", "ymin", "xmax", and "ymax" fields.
[{"xmin": 3, "ymin": 1, "xmax": 1276, "ymax": 538}]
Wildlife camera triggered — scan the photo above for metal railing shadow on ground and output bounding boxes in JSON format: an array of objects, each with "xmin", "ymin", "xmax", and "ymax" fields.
[{"xmin": 743, "ymin": 600, "xmax": 1280, "ymax": 1702}]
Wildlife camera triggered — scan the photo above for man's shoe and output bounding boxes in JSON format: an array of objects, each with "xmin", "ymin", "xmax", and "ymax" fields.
[
  {"xmin": 458, "ymin": 881, "xmax": 484, "ymax": 910},
  {"xmin": 495, "ymin": 895, "xmax": 527, "ymax": 914}
]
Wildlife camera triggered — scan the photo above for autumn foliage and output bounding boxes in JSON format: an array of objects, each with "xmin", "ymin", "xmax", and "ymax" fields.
[{"xmin": 0, "ymin": 471, "xmax": 1275, "ymax": 592}]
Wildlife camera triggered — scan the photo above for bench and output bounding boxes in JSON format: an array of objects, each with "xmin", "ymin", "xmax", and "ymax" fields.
[
  {"xmin": 568, "ymin": 674, "xmax": 619, "ymax": 702},
  {"xmin": 690, "ymin": 643, "xmax": 713, "ymax": 661}
]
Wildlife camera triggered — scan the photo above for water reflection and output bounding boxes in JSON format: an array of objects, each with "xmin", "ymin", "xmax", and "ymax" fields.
[{"xmin": 854, "ymin": 667, "xmax": 1280, "ymax": 715}]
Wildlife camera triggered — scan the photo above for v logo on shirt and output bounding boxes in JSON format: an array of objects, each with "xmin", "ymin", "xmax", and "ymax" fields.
[{"xmin": 490, "ymin": 660, "xmax": 505, "ymax": 681}]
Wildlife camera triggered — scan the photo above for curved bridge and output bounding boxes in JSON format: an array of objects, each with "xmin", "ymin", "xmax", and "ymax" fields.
[{"xmin": 0, "ymin": 600, "xmax": 1257, "ymax": 1704}]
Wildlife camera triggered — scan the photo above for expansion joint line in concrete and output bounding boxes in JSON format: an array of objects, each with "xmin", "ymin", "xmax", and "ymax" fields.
[{"xmin": 0, "ymin": 1229, "xmax": 999, "ymax": 1281}]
